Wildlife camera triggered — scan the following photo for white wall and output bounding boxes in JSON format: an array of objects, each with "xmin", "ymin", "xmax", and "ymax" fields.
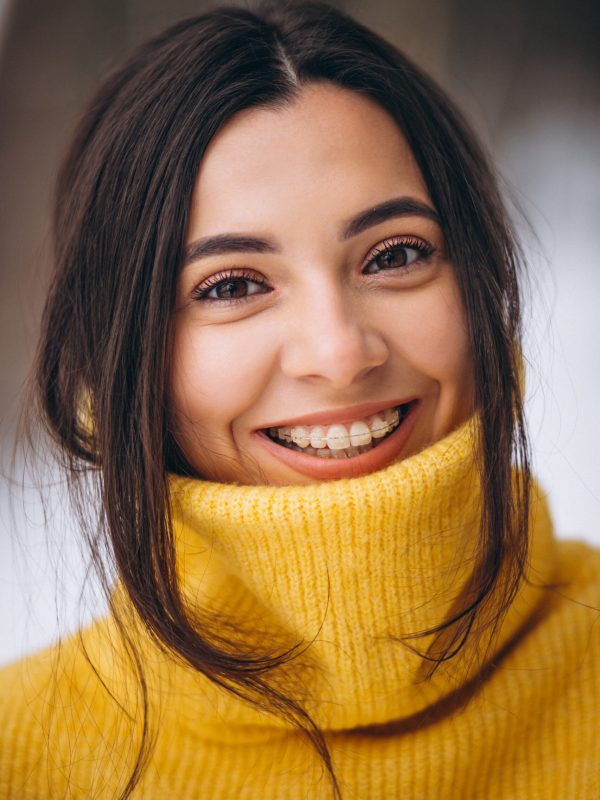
[{"xmin": 504, "ymin": 106, "xmax": 600, "ymax": 542}]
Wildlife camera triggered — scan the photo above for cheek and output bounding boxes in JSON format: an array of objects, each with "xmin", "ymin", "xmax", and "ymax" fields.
[
  {"xmin": 170, "ymin": 320, "xmax": 276, "ymax": 432},
  {"xmin": 383, "ymin": 278, "xmax": 472, "ymax": 387}
]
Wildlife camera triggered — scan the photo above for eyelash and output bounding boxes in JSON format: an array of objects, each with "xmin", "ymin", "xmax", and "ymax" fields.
[
  {"xmin": 190, "ymin": 235, "xmax": 436, "ymax": 303},
  {"xmin": 190, "ymin": 269, "xmax": 268, "ymax": 303},
  {"xmin": 365, "ymin": 235, "xmax": 435, "ymax": 275}
]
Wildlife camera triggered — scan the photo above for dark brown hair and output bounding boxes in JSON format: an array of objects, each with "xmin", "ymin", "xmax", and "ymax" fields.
[{"xmin": 33, "ymin": 1, "xmax": 530, "ymax": 796}]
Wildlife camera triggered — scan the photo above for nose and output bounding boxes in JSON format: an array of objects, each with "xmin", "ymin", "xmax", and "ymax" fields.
[{"xmin": 280, "ymin": 289, "xmax": 389, "ymax": 389}]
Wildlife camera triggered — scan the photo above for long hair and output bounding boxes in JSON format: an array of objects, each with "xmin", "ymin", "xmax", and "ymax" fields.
[{"xmin": 32, "ymin": 1, "xmax": 530, "ymax": 796}]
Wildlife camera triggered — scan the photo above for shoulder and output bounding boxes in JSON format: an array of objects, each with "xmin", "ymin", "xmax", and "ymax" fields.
[
  {"xmin": 0, "ymin": 616, "xmax": 141, "ymax": 800},
  {"xmin": 509, "ymin": 539, "xmax": 600, "ymax": 791},
  {"xmin": 552, "ymin": 537, "xmax": 600, "ymax": 605},
  {"xmin": 500, "ymin": 537, "xmax": 600, "ymax": 724},
  {"xmin": 534, "ymin": 537, "xmax": 600, "ymax": 665},
  {"xmin": 0, "ymin": 637, "xmax": 76, "ymax": 799}
]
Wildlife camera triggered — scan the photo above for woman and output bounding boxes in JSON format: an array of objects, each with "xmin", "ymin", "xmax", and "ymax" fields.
[{"xmin": 1, "ymin": 1, "xmax": 598, "ymax": 798}]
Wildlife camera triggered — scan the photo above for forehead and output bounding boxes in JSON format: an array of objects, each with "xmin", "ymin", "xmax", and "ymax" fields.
[{"xmin": 188, "ymin": 83, "xmax": 431, "ymax": 237}]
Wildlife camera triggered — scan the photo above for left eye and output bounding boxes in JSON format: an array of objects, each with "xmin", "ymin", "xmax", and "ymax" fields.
[{"xmin": 363, "ymin": 244, "xmax": 424, "ymax": 275}]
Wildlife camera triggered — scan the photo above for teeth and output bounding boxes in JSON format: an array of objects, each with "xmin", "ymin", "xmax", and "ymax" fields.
[
  {"xmin": 316, "ymin": 448, "xmax": 332, "ymax": 458},
  {"xmin": 349, "ymin": 420, "xmax": 372, "ymax": 446},
  {"xmin": 277, "ymin": 427, "xmax": 292, "ymax": 442},
  {"xmin": 327, "ymin": 424, "xmax": 351, "ymax": 450},
  {"xmin": 269, "ymin": 404, "xmax": 406, "ymax": 454},
  {"xmin": 310, "ymin": 425, "xmax": 327, "ymax": 449},
  {"xmin": 383, "ymin": 408, "xmax": 400, "ymax": 426},
  {"xmin": 290, "ymin": 425, "xmax": 310, "ymax": 448},
  {"xmin": 367, "ymin": 414, "xmax": 389, "ymax": 438}
]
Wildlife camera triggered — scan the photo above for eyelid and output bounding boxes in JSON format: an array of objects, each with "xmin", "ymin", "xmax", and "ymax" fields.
[
  {"xmin": 362, "ymin": 234, "xmax": 436, "ymax": 268},
  {"xmin": 190, "ymin": 268, "xmax": 270, "ymax": 302}
]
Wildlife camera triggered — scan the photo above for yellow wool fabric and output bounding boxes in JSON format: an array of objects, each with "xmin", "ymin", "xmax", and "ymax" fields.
[{"xmin": 1, "ymin": 420, "xmax": 599, "ymax": 799}]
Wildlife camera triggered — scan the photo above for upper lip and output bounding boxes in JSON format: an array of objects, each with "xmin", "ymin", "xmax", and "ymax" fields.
[{"xmin": 257, "ymin": 398, "xmax": 417, "ymax": 430}]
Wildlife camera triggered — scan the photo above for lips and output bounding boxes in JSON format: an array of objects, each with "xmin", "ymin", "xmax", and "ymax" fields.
[{"xmin": 253, "ymin": 399, "xmax": 420, "ymax": 480}]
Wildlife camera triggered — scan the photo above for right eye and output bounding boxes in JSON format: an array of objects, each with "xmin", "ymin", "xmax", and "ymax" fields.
[{"xmin": 192, "ymin": 270, "xmax": 270, "ymax": 303}]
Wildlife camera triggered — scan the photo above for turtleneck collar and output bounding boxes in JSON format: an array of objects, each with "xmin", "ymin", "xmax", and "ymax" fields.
[{"xmin": 168, "ymin": 419, "xmax": 558, "ymax": 732}]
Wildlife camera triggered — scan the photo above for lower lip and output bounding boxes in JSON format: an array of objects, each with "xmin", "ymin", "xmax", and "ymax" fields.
[{"xmin": 253, "ymin": 401, "xmax": 420, "ymax": 481}]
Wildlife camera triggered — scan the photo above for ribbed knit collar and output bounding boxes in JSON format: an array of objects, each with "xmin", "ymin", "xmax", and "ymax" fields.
[{"xmin": 168, "ymin": 419, "xmax": 558, "ymax": 733}]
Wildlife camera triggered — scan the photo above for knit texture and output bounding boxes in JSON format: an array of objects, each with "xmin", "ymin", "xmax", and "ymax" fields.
[{"xmin": 1, "ymin": 420, "xmax": 599, "ymax": 798}]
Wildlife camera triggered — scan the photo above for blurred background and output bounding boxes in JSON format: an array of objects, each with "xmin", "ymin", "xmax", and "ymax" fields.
[{"xmin": 1, "ymin": 0, "xmax": 599, "ymax": 665}]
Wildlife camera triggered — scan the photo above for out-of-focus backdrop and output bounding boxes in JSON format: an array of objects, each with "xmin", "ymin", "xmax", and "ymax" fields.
[{"xmin": 1, "ymin": 0, "xmax": 599, "ymax": 665}]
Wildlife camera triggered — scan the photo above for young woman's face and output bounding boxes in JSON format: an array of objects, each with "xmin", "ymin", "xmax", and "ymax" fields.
[{"xmin": 171, "ymin": 84, "xmax": 474, "ymax": 485}]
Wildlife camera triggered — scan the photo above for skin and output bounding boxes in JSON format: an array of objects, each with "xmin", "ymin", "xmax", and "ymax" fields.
[{"xmin": 170, "ymin": 83, "xmax": 474, "ymax": 485}]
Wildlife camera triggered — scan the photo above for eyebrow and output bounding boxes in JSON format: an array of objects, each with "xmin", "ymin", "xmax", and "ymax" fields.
[
  {"xmin": 183, "ymin": 234, "xmax": 278, "ymax": 265},
  {"xmin": 341, "ymin": 196, "xmax": 440, "ymax": 238},
  {"xmin": 182, "ymin": 196, "xmax": 440, "ymax": 266}
]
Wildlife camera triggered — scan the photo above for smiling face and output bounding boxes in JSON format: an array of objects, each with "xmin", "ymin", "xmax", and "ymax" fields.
[{"xmin": 170, "ymin": 83, "xmax": 474, "ymax": 485}]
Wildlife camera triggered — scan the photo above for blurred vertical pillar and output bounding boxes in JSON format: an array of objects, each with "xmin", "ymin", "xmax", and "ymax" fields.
[{"xmin": 0, "ymin": 0, "xmax": 130, "ymax": 431}]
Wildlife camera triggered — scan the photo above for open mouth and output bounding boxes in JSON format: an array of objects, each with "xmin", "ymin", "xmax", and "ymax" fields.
[{"xmin": 262, "ymin": 401, "xmax": 416, "ymax": 459}]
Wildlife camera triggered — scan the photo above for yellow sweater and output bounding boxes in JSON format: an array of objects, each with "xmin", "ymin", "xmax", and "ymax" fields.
[{"xmin": 1, "ymin": 421, "xmax": 599, "ymax": 799}]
